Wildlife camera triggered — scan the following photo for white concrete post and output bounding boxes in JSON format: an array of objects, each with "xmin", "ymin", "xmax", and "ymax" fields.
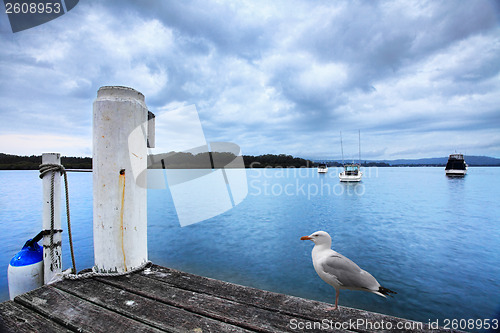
[
  {"xmin": 93, "ymin": 86, "xmax": 148, "ymax": 273},
  {"xmin": 41, "ymin": 152, "xmax": 62, "ymax": 284}
]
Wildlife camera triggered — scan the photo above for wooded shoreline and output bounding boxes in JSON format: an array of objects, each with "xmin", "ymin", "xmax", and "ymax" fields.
[
  {"xmin": 0, "ymin": 153, "xmax": 315, "ymax": 169},
  {"xmin": 1, "ymin": 153, "xmax": 499, "ymax": 170}
]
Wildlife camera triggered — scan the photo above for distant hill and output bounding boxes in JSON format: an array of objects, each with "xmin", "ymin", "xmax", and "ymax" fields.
[
  {"xmin": 317, "ymin": 155, "xmax": 500, "ymax": 166},
  {"xmin": 379, "ymin": 155, "xmax": 500, "ymax": 166}
]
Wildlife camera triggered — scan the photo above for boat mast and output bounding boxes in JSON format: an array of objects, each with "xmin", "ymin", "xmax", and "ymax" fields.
[
  {"xmin": 340, "ymin": 131, "xmax": 344, "ymax": 165},
  {"xmin": 358, "ymin": 129, "xmax": 361, "ymax": 165}
]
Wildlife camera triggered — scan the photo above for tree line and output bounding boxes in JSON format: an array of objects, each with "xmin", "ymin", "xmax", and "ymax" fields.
[
  {"xmin": 0, "ymin": 153, "xmax": 315, "ymax": 169},
  {"xmin": 0, "ymin": 153, "xmax": 92, "ymax": 170},
  {"xmin": 242, "ymin": 154, "xmax": 314, "ymax": 168}
]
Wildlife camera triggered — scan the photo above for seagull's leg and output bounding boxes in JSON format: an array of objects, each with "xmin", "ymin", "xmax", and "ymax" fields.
[
  {"xmin": 325, "ymin": 289, "xmax": 340, "ymax": 311},
  {"xmin": 334, "ymin": 288, "xmax": 339, "ymax": 310}
]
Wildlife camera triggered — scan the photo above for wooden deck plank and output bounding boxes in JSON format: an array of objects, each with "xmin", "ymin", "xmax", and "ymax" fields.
[
  {"xmin": 0, "ymin": 300, "xmax": 74, "ymax": 333},
  {"xmin": 95, "ymin": 273, "xmax": 353, "ymax": 333},
  {"xmin": 138, "ymin": 265, "xmax": 458, "ymax": 333},
  {"xmin": 15, "ymin": 285, "xmax": 164, "ymax": 333},
  {"xmin": 141, "ymin": 264, "xmax": 329, "ymax": 316},
  {"xmin": 54, "ymin": 277, "xmax": 255, "ymax": 333},
  {"xmin": 0, "ymin": 264, "xmax": 466, "ymax": 333}
]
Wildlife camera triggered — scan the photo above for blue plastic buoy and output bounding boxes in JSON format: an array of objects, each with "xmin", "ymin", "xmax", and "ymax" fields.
[{"xmin": 7, "ymin": 239, "xmax": 44, "ymax": 300}]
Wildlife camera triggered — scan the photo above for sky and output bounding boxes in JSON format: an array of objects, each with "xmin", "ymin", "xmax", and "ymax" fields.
[{"xmin": 0, "ymin": 0, "xmax": 499, "ymax": 160}]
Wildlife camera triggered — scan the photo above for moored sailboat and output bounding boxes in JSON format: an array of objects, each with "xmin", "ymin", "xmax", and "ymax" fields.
[{"xmin": 339, "ymin": 130, "xmax": 363, "ymax": 182}]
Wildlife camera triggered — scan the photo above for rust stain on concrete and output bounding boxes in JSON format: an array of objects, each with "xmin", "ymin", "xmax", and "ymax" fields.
[{"xmin": 119, "ymin": 169, "xmax": 127, "ymax": 272}]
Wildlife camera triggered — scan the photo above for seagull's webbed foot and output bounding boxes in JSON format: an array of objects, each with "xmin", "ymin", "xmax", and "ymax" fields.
[{"xmin": 325, "ymin": 306, "xmax": 339, "ymax": 311}]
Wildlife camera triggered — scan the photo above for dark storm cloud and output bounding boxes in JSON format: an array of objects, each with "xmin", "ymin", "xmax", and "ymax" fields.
[
  {"xmin": 298, "ymin": 1, "xmax": 499, "ymax": 90},
  {"xmin": 100, "ymin": 0, "xmax": 272, "ymax": 60}
]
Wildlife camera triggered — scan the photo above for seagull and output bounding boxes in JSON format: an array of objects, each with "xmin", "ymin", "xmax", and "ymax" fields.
[{"xmin": 301, "ymin": 230, "xmax": 396, "ymax": 310}]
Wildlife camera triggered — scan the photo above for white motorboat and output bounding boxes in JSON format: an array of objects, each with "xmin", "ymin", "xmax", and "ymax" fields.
[
  {"xmin": 339, "ymin": 164, "xmax": 362, "ymax": 182},
  {"xmin": 317, "ymin": 163, "xmax": 328, "ymax": 173},
  {"xmin": 445, "ymin": 153, "xmax": 468, "ymax": 176}
]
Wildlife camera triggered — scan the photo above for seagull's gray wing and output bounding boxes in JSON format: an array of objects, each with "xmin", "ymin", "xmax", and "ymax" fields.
[{"xmin": 320, "ymin": 253, "xmax": 380, "ymax": 291}]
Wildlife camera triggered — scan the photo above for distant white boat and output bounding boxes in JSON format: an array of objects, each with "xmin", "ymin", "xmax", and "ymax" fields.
[
  {"xmin": 317, "ymin": 163, "xmax": 328, "ymax": 173},
  {"xmin": 339, "ymin": 164, "xmax": 362, "ymax": 182},
  {"xmin": 445, "ymin": 153, "xmax": 467, "ymax": 176},
  {"xmin": 339, "ymin": 130, "xmax": 363, "ymax": 182}
]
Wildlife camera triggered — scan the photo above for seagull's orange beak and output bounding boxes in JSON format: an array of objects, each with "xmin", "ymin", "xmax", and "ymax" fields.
[{"xmin": 300, "ymin": 236, "xmax": 312, "ymax": 240}]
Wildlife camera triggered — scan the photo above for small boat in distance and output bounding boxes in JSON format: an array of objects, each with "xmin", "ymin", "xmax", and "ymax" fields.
[
  {"xmin": 445, "ymin": 153, "xmax": 468, "ymax": 176},
  {"xmin": 339, "ymin": 130, "xmax": 363, "ymax": 182},
  {"xmin": 318, "ymin": 163, "xmax": 328, "ymax": 173}
]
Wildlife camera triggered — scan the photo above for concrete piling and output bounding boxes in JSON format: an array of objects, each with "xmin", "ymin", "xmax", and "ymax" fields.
[{"xmin": 92, "ymin": 86, "xmax": 148, "ymax": 273}]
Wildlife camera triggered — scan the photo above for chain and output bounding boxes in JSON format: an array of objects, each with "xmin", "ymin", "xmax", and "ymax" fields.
[{"xmin": 50, "ymin": 261, "xmax": 153, "ymax": 283}]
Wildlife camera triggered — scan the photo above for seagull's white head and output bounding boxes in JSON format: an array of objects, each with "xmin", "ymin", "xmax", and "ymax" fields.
[{"xmin": 300, "ymin": 230, "xmax": 332, "ymax": 246}]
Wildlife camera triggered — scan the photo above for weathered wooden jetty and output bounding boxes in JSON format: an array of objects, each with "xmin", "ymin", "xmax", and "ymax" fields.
[{"xmin": 1, "ymin": 264, "xmax": 462, "ymax": 333}]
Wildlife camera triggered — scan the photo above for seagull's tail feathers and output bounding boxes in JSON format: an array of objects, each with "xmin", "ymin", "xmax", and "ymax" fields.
[{"xmin": 376, "ymin": 286, "xmax": 397, "ymax": 298}]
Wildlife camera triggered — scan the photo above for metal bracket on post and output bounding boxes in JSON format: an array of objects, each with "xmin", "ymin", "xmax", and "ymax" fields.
[{"xmin": 147, "ymin": 111, "xmax": 155, "ymax": 148}]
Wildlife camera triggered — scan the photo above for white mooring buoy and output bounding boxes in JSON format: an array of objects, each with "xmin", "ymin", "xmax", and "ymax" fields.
[{"xmin": 7, "ymin": 237, "xmax": 43, "ymax": 300}]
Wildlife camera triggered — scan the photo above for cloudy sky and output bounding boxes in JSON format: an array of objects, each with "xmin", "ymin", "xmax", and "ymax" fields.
[{"xmin": 1, "ymin": 0, "xmax": 499, "ymax": 160}]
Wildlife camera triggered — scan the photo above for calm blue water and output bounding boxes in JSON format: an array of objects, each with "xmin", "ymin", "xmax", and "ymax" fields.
[{"xmin": 1, "ymin": 168, "xmax": 499, "ymax": 329}]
